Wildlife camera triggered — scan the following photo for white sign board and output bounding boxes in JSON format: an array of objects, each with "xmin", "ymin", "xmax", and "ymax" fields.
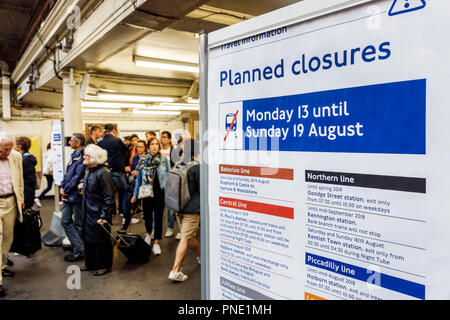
[
  {"xmin": 51, "ymin": 120, "xmax": 65, "ymax": 186},
  {"xmin": 206, "ymin": 0, "xmax": 449, "ymax": 300}
]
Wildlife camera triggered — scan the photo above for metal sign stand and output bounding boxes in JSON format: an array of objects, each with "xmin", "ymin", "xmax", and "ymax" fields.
[
  {"xmin": 199, "ymin": 31, "xmax": 210, "ymax": 300},
  {"xmin": 42, "ymin": 120, "xmax": 67, "ymax": 246}
]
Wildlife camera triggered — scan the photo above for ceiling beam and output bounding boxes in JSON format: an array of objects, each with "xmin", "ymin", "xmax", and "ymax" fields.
[
  {"xmin": 88, "ymin": 71, "xmax": 193, "ymax": 87},
  {"xmin": 169, "ymin": 16, "xmax": 228, "ymax": 34},
  {"xmin": 124, "ymin": 0, "xmax": 210, "ymax": 31},
  {"xmin": 18, "ymin": 0, "xmax": 52, "ymax": 58},
  {"xmin": 0, "ymin": 3, "xmax": 35, "ymax": 14}
]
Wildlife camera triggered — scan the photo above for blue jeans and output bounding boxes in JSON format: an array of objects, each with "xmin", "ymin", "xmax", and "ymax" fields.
[
  {"xmin": 167, "ymin": 208, "xmax": 176, "ymax": 229},
  {"xmin": 111, "ymin": 172, "xmax": 130, "ymax": 227},
  {"xmin": 38, "ymin": 175, "xmax": 53, "ymax": 199},
  {"xmin": 61, "ymin": 202, "xmax": 84, "ymax": 255}
]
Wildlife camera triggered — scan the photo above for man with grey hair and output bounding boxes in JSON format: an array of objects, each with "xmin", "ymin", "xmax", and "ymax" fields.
[
  {"xmin": 0, "ymin": 133, "xmax": 24, "ymax": 297},
  {"xmin": 60, "ymin": 133, "xmax": 86, "ymax": 262}
]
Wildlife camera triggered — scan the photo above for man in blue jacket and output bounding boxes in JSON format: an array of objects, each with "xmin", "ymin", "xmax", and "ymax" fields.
[
  {"xmin": 60, "ymin": 133, "xmax": 86, "ymax": 262},
  {"xmin": 98, "ymin": 124, "xmax": 131, "ymax": 231}
]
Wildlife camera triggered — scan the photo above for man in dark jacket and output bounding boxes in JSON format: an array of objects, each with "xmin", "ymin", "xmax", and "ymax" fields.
[
  {"xmin": 14, "ymin": 137, "xmax": 36, "ymax": 210},
  {"xmin": 60, "ymin": 133, "xmax": 86, "ymax": 262},
  {"xmin": 86, "ymin": 125, "xmax": 104, "ymax": 146},
  {"xmin": 98, "ymin": 124, "xmax": 131, "ymax": 231}
]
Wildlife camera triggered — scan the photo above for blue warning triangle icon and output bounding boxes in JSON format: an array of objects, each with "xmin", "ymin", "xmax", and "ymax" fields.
[{"xmin": 388, "ymin": 0, "xmax": 426, "ymax": 16}]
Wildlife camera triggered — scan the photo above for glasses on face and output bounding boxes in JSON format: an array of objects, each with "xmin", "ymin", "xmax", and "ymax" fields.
[{"xmin": 0, "ymin": 147, "xmax": 12, "ymax": 153}]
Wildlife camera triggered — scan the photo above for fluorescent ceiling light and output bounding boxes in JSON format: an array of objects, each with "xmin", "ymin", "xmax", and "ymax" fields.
[
  {"xmin": 97, "ymin": 92, "xmax": 176, "ymax": 103},
  {"xmin": 81, "ymin": 101, "xmax": 146, "ymax": 109},
  {"xmin": 133, "ymin": 110, "xmax": 181, "ymax": 116},
  {"xmin": 134, "ymin": 55, "xmax": 199, "ymax": 73},
  {"xmin": 157, "ymin": 103, "xmax": 199, "ymax": 111},
  {"xmin": 187, "ymin": 98, "xmax": 199, "ymax": 104},
  {"xmin": 82, "ymin": 108, "xmax": 121, "ymax": 113},
  {"xmin": 148, "ymin": 106, "xmax": 199, "ymax": 111}
]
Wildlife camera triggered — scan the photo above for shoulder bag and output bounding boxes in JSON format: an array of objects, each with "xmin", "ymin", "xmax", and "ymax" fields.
[{"xmin": 138, "ymin": 168, "xmax": 156, "ymax": 199}]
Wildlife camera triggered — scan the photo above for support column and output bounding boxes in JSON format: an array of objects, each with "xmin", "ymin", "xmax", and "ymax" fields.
[
  {"xmin": 2, "ymin": 75, "xmax": 11, "ymax": 121},
  {"xmin": 42, "ymin": 71, "xmax": 83, "ymax": 247},
  {"xmin": 62, "ymin": 70, "xmax": 83, "ymax": 136}
]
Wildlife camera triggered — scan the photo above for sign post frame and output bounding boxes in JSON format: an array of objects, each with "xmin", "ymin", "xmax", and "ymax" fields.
[{"xmin": 199, "ymin": 31, "xmax": 210, "ymax": 300}]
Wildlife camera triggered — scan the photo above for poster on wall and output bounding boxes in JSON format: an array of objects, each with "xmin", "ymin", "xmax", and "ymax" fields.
[
  {"xmin": 29, "ymin": 136, "xmax": 42, "ymax": 172},
  {"xmin": 207, "ymin": 0, "xmax": 450, "ymax": 300}
]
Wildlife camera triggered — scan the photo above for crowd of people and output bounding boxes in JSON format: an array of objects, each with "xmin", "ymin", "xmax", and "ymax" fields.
[{"xmin": 0, "ymin": 125, "xmax": 200, "ymax": 297}]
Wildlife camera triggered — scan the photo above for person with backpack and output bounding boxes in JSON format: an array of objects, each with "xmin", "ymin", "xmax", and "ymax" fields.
[
  {"xmin": 131, "ymin": 137, "xmax": 170, "ymax": 256},
  {"xmin": 168, "ymin": 138, "xmax": 200, "ymax": 282}
]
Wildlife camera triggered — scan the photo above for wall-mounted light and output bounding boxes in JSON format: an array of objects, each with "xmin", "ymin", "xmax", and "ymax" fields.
[
  {"xmin": 97, "ymin": 92, "xmax": 176, "ymax": 103},
  {"xmin": 134, "ymin": 55, "xmax": 199, "ymax": 73}
]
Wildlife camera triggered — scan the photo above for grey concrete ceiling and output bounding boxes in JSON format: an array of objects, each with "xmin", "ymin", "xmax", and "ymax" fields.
[{"xmin": 19, "ymin": 0, "xmax": 302, "ymax": 109}]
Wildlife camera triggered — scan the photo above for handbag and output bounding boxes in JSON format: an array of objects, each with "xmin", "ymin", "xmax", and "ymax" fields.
[
  {"xmin": 10, "ymin": 208, "xmax": 42, "ymax": 258},
  {"xmin": 138, "ymin": 169, "xmax": 156, "ymax": 199}
]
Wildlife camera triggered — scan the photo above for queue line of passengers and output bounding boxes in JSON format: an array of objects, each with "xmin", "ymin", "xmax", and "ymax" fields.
[{"xmin": 0, "ymin": 126, "xmax": 200, "ymax": 297}]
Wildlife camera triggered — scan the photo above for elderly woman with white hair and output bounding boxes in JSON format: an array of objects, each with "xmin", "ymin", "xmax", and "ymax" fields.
[{"xmin": 80, "ymin": 144, "xmax": 115, "ymax": 276}]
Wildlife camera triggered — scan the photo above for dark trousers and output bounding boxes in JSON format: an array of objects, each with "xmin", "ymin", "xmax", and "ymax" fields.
[
  {"xmin": 142, "ymin": 191, "xmax": 165, "ymax": 239},
  {"xmin": 38, "ymin": 175, "xmax": 53, "ymax": 199},
  {"xmin": 111, "ymin": 172, "xmax": 130, "ymax": 227},
  {"xmin": 85, "ymin": 241, "xmax": 113, "ymax": 271}
]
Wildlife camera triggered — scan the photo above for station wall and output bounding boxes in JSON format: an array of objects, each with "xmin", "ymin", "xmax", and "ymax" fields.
[{"xmin": 0, "ymin": 117, "xmax": 189, "ymax": 196}]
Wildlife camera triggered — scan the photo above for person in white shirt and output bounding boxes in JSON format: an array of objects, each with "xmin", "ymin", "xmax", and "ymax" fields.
[
  {"xmin": 160, "ymin": 131, "xmax": 180, "ymax": 239},
  {"xmin": 0, "ymin": 132, "xmax": 24, "ymax": 297},
  {"xmin": 35, "ymin": 143, "xmax": 54, "ymax": 208}
]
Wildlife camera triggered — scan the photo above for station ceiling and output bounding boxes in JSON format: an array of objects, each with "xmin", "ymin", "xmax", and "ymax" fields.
[
  {"xmin": 1, "ymin": 0, "xmax": 302, "ymax": 114},
  {"xmin": 0, "ymin": 0, "xmax": 56, "ymax": 72}
]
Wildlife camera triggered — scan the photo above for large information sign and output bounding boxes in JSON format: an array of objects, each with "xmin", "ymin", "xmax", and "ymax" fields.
[
  {"xmin": 206, "ymin": 0, "xmax": 450, "ymax": 300},
  {"xmin": 51, "ymin": 120, "xmax": 65, "ymax": 186}
]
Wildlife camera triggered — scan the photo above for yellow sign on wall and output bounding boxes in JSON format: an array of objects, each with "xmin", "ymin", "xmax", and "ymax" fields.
[{"xmin": 30, "ymin": 136, "xmax": 42, "ymax": 172}]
